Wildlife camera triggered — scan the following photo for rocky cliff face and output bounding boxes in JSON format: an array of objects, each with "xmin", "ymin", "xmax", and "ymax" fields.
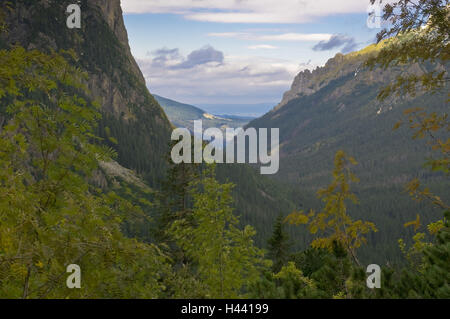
[
  {"xmin": 87, "ymin": 0, "xmax": 149, "ymax": 119},
  {"xmin": 1, "ymin": 0, "xmax": 172, "ymax": 185},
  {"xmin": 94, "ymin": 0, "xmax": 144, "ymax": 90},
  {"xmin": 275, "ymin": 53, "xmax": 356, "ymax": 109},
  {"xmin": 274, "ymin": 45, "xmax": 433, "ymax": 111}
]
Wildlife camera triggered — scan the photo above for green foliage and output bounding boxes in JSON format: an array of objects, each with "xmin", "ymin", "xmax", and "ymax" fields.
[
  {"xmin": 215, "ymin": 164, "xmax": 296, "ymax": 249},
  {"xmin": 417, "ymin": 210, "xmax": 450, "ymax": 297},
  {"xmin": 287, "ymin": 151, "xmax": 377, "ymax": 265},
  {"xmin": 249, "ymin": 54, "xmax": 448, "ymax": 263},
  {"xmin": 2, "ymin": 0, "xmax": 172, "ymax": 189},
  {"xmin": 169, "ymin": 165, "xmax": 268, "ymax": 298},
  {"xmin": 370, "ymin": 0, "xmax": 449, "ymax": 60},
  {"xmin": 252, "ymin": 243, "xmax": 364, "ymax": 299},
  {"xmin": 250, "ymin": 262, "xmax": 319, "ymax": 299},
  {"xmin": 1, "ymin": 0, "xmax": 448, "ymax": 300},
  {"xmin": 367, "ymin": 0, "xmax": 449, "ymax": 205},
  {"xmin": 0, "ymin": 46, "xmax": 169, "ymax": 298},
  {"xmin": 155, "ymin": 141, "xmax": 200, "ymax": 244},
  {"xmin": 304, "ymin": 242, "xmax": 352, "ymax": 298},
  {"xmin": 367, "ymin": 0, "xmax": 449, "ymax": 96},
  {"xmin": 267, "ymin": 214, "xmax": 292, "ymax": 273},
  {"xmin": 397, "ymin": 210, "xmax": 450, "ymax": 298},
  {"xmin": 364, "ymin": 1, "xmax": 449, "ymax": 276},
  {"xmin": 364, "ymin": 210, "xmax": 449, "ymax": 299},
  {"xmin": 3, "ymin": 0, "xmax": 299, "ymax": 258}
]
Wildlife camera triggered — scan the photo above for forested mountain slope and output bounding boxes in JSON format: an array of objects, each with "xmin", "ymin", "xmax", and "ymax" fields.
[
  {"xmin": 1, "ymin": 0, "xmax": 172, "ymax": 186},
  {"xmin": 0, "ymin": 0, "xmax": 295, "ymax": 247},
  {"xmin": 249, "ymin": 45, "xmax": 449, "ymax": 263}
]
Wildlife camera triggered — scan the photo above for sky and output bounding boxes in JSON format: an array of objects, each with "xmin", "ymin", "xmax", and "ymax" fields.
[{"xmin": 121, "ymin": 0, "xmax": 382, "ymax": 112}]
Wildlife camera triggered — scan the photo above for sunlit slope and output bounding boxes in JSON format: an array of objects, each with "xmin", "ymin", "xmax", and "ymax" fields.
[{"xmin": 249, "ymin": 45, "xmax": 449, "ymax": 263}]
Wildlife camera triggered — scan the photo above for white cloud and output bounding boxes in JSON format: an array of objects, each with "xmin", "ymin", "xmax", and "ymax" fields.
[
  {"xmin": 248, "ymin": 44, "xmax": 278, "ymax": 50},
  {"xmin": 259, "ymin": 33, "xmax": 332, "ymax": 42},
  {"xmin": 208, "ymin": 32, "xmax": 332, "ymax": 42},
  {"xmin": 208, "ymin": 32, "xmax": 249, "ymax": 39},
  {"xmin": 139, "ymin": 46, "xmax": 313, "ymax": 104},
  {"xmin": 121, "ymin": 0, "xmax": 371, "ymax": 23}
]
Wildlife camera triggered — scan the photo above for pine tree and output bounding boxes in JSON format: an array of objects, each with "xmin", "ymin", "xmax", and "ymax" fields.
[
  {"xmin": 249, "ymin": 262, "xmax": 319, "ymax": 299},
  {"xmin": 268, "ymin": 214, "xmax": 291, "ymax": 273},
  {"xmin": 155, "ymin": 140, "xmax": 200, "ymax": 244},
  {"xmin": 401, "ymin": 210, "xmax": 450, "ymax": 298},
  {"xmin": 169, "ymin": 164, "xmax": 267, "ymax": 298},
  {"xmin": 286, "ymin": 151, "xmax": 377, "ymax": 265}
]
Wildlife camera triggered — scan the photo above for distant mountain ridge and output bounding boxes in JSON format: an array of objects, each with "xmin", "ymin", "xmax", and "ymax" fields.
[
  {"xmin": 199, "ymin": 102, "xmax": 275, "ymax": 117},
  {"xmin": 154, "ymin": 94, "xmax": 254, "ymax": 133}
]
